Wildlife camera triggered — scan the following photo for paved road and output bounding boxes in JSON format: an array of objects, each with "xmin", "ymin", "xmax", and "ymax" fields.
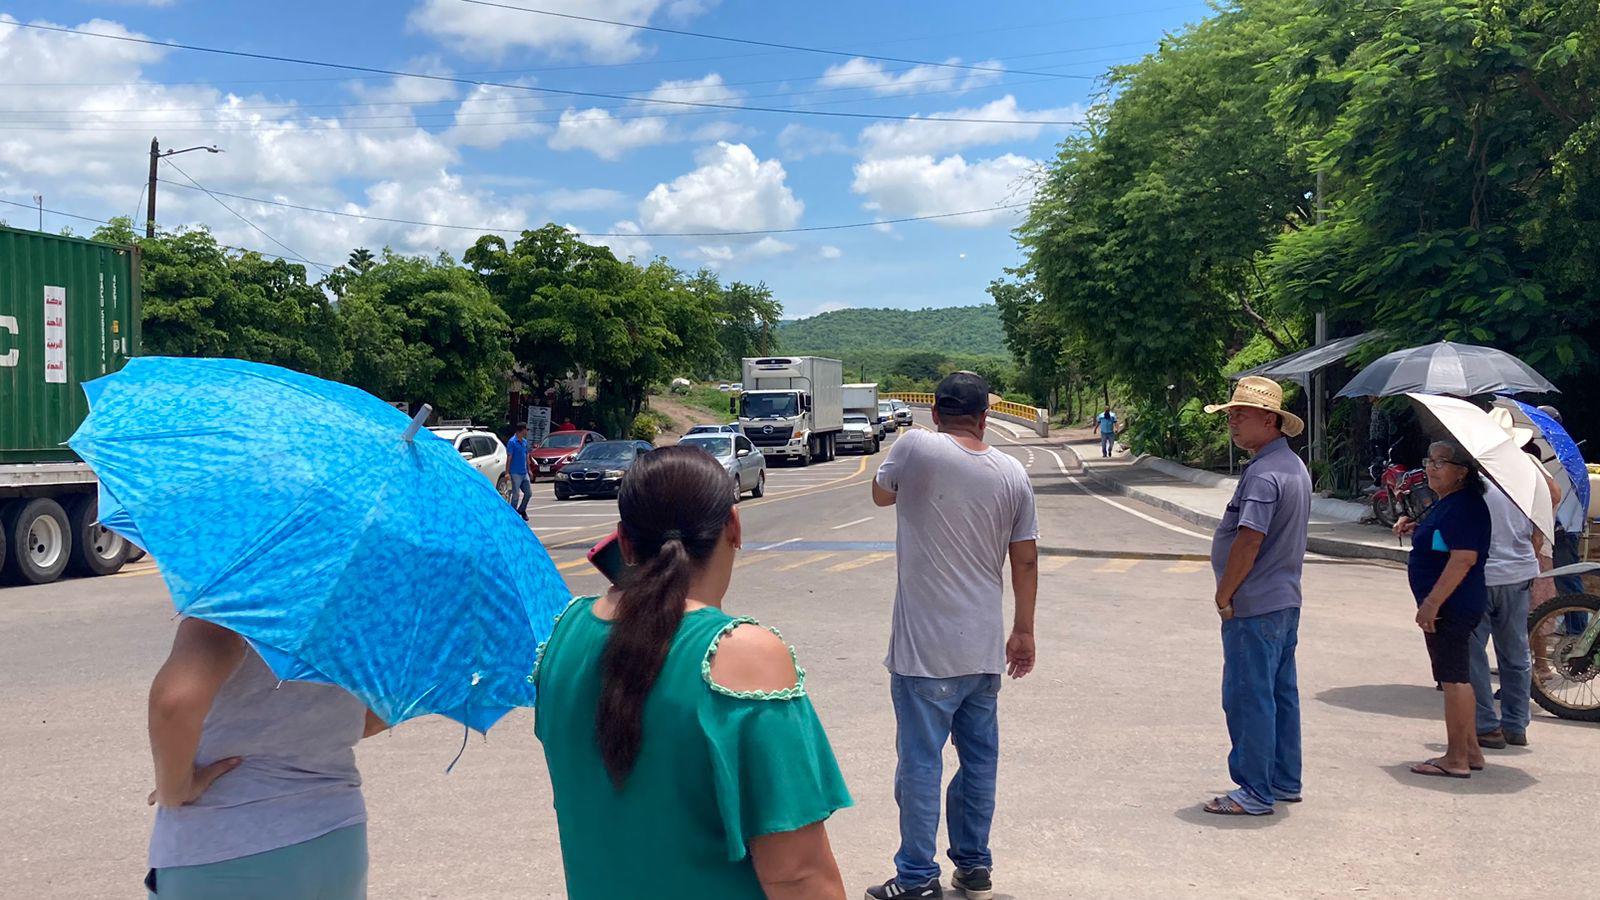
[{"xmin": 3, "ymin": 414, "xmax": 1595, "ymax": 898}]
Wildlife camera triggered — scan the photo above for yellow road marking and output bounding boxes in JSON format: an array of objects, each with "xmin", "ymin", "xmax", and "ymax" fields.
[
  {"xmin": 555, "ymin": 557, "xmax": 592, "ymax": 571},
  {"xmin": 825, "ymin": 552, "xmax": 894, "ymax": 573},
  {"xmin": 1095, "ymin": 558, "xmax": 1139, "ymax": 574},
  {"xmin": 108, "ymin": 565, "xmax": 160, "ymax": 579},
  {"xmin": 1165, "ymin": 560, "xmax": 1209, "ymax": 574},
  {"xmin": 734, "ymin": 552, "xmax": 770, "ymax": 570},
  {"xmin": 1040, "ymin": 556, "xmax": 1074, "ymax": 573},
  {"xmin": 776, "ymin": 552, "xmax": 835, "ymax": 571}
]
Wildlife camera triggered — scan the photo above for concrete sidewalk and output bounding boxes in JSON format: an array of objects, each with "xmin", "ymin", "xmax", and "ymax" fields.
[{"xmin": 1063, "ymin": 434, "xmax": 1408, "ymax": 563}]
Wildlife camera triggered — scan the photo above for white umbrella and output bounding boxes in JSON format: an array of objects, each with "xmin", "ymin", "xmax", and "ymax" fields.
[{"xmin": 1407, "ymin": 393, "xmax": 1554, "ymax": 542}]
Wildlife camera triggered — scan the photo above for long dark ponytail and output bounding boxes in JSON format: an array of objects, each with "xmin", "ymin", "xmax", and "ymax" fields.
[{"xmin": 598, "ymin": 444, "xmax": 736, "ymax": 787}]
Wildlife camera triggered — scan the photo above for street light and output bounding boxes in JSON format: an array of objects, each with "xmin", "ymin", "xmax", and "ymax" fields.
[{"xmin": 145, "ymin": 138, "xmax": 222, "ymax": 239}]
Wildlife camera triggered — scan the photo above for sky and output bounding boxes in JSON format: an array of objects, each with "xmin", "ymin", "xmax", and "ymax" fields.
[{"xmin": 0, "ymin": 0, "xmax": 1215, "ymax": 319}]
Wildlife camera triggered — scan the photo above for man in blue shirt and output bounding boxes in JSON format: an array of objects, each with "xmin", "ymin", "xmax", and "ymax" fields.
[
  {"xmin": 1201, "ymin": 377, "xmax": 1312, "ymax": 816},
  {"xmin": 1095, "ymin": 407, "xmax": 1118, "ymax": 458},
  {"xmin": 506, "ymin": 423, "xmax": 532, "ymax": 520}
]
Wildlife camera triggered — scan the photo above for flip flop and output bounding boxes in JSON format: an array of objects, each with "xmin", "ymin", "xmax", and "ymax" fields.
[
  {"xmin": 1410, "ymin": 759, "xmax": 1471, "ymax": 779},
  {"xmin": 1203, "ymin": 796, "xmax": 1273, "ymax": 816}
]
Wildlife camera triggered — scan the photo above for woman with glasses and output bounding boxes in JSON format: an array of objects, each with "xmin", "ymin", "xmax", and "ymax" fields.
[{"xmin": 1393, "ymin": 440, "xmax": 1492, "ymax": 778}]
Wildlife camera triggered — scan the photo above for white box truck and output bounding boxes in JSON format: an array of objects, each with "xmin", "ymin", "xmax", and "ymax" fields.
[
  {"xmin": 735, "ymin": 356, "xmax": 844, "ymax": 466},
  {"xmin": 842, "ymin": 382, "xmax": 885, "ymax": 444}
]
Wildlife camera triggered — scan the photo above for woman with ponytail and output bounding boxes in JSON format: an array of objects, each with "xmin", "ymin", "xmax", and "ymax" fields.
[{"xmin": 534, "ymin": 445, "xmax": 851, "ymax": 899}]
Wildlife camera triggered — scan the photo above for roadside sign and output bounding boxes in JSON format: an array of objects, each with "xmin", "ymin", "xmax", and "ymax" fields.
[{"xmin": 526, "ymin": 406, "xmax": 552, "ymax": 445}]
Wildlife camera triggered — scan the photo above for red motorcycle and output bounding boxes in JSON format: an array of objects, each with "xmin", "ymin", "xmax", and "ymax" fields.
[{"xmin": 1369, "ymin": 440, "xmax": 1436, "ymax": 527}]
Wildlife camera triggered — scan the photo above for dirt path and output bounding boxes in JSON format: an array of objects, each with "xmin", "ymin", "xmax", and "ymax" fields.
[{"xmin": 644, "ymin": 394, "xmax": 722, "ymax": 440}]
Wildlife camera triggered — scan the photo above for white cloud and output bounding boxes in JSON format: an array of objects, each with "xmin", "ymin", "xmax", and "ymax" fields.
[
  {"xmin": 851, "ymin": 154, "xmax": 1037, "ymax": 228},
  {"xmin": 818, "ymin": 245, "xmax": 843, "ymax": 259},
  {"xmin": 859, "ymin": 95, "xmax": 1084, "ymax": 159},
  {"xmin": 586, "ymin": 220, "xmax": 653, "ymax": 261},
  {"xmin": 0, "ymin": 16, "xmax": 539, "ymax": 268},
  {"xmin": 445, "ymin": 81, "xmax": 549, "ymax": 149},
  {"xmin": 800, "ymin": 301, "xmax": 851, "ymax": 317},
  {"xmin": 777, "ymin": 123, "xmax": 848, "ymax": 161},
  {"xmin": 820, "ymin": 57, "xmax": 1004, "ymax": 96},
  {"xmin": 549, "ymin": 74, "xmax": 738, "ymax": 159},
  {"xmin": 748, "ymin": 236, "xmax": 794, "ymax": 257},
  {"xmin": 409, "ymin": 0, "xmax": 675, "ymax": 62},
  {"xmin": 639, "ymin": 142, "xmax": 803, "ymax": 234}
]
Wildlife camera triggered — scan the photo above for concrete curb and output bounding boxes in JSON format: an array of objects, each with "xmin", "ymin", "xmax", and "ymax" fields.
[
  {"xmin": 1065, "ymin": 446, "xmax": 1408, "ymax": 565},
  {"xmin": 1132, "ymin": 454, "xmax": 1369, "ymax": 524}
]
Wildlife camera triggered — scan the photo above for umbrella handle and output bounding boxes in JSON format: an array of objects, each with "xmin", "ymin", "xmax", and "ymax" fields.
[{"xmin": 401, "ymin": 404, "xmax": 433, "ymax": 442}]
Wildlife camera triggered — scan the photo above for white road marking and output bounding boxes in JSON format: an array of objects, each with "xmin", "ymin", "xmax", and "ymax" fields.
[
  {"xmin": 757, "ymin": 537, "xmax": 802, "ymax": 551},
  {"xmin": 831, "ymin": 516, "xmax": 875, "ymax": 530},
  {"xmin": 1035, "ymin": 446, "xmax": 1214, "ymax": 542}
]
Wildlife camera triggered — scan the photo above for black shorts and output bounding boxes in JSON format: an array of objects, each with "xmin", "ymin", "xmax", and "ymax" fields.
[{"xmin": 1423, "ymin": 611, "xmax": 1478, "ymax": 683}]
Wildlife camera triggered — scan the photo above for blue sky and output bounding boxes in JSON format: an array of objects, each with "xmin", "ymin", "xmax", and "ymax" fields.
[{"xmin": 0, "ymin": 0, "xmax": 1213, "ymax": 318}]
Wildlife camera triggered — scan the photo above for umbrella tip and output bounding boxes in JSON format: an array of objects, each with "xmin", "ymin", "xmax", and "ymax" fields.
[{"xmin": 402, "ymin": 404, "xmax": 433, "ymax": 443}]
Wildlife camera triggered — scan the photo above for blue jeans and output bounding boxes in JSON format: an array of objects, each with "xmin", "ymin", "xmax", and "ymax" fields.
[
  {"xmin": 890, "ymin": 673, "xmax": 999, "ymax": 886},
  {"xmin": 509, "ymin": 472, "xmax": 532, "ymax": 515},
  {"xmin": 1100, "ymin": 433, "xmax": 1115, "ymax": 457},
  {"xmin": 1554, "ymin": 531, "xmax": 1590, "ymax": 634},
  {"xmin": 1470, "ymin": 581, "xmax": 1531, "ymax": 735},
  {"xmin": 1220, "ymin": 607, "xmax": 1302, "ymax": 814}
]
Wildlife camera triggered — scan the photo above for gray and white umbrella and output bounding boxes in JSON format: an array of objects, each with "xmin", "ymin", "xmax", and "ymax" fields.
[{"xmin": 1335, "ymin": 341, "xmax": 1557, "ymax": 399}]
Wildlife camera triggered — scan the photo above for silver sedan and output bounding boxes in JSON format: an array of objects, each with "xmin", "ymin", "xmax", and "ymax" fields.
[{"xmin": 678, "ymin": 433, "xmax": 767, "ymax": 499}]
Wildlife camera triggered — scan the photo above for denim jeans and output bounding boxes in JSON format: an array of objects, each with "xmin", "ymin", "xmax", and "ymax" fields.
[
  {"xmin": 1470, "ymin": 580, "xmax": 1532, "ymax": 735},
  {"xmin": 1100, "ymin": 434, "xmax": 1116, "ymax": 457},
  {"xmin": 1220, "ymin": 607, "xmax": 1301, "ymax": 814},
  {"xmin": 890, "ymin": 673, "xmax": 1000, "ymax": 886},
  {"xmin": 1554, "ymin": 531, "xmax": 1591, "ymax": 634},
  {"xmin": 509, "ymin": 472, "xmax": 533, "ymax": 515}
]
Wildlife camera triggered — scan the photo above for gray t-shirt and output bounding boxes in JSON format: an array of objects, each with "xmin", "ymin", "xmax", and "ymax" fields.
[
  {"xmin": 1484, "ymin": 485, "xmax": 1540, "ymax": 586},
  {"xmin": 1209, "ymin": 437, "xmax": 1312, "ymax": 618},
  {"xmin": 875, "ymin": 429, "xmax": 1039, "ymax": 678},
  {"xmin": 149, "ymin": 645, "xmax": 368, "ymax": 869}
]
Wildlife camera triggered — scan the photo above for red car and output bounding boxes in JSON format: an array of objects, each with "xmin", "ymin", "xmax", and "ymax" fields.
[{"xmin": 529, "ymin": 430, "xmax": 606, "ymax": 479}]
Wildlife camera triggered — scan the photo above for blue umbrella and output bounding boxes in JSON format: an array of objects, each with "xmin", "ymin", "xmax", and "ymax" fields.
[
  {"xmin": 1495, "ymin": 397, "xmax": 1589, "ymax": 518},
  {"xmin": 69, "ymin": 356, "xmax": 571, "ymax": 734}
]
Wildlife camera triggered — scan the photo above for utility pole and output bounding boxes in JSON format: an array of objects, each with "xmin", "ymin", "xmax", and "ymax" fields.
[
  {"xmin": 146, "ymin": 138, "xmax": 222, "ymax": 239},
  {"xmin": 32, "ymin": 194, "xmax": 42, "ymax": 231},
  {"xmin": 1311, "ymin": 170, "xmax": 1327, "ymax": 466}
]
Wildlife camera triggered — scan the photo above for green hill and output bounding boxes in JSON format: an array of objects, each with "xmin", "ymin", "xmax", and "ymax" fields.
[{"xmin": 776, "ymin": 304, "xmax": 1006, "ymax": 357}]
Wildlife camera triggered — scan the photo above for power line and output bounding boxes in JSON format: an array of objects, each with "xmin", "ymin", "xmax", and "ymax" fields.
[
  {"xmin": 457, "ymin": 1, "xmax": 1096, "ymax": 80},
  {"xmin": 151, "ymin": 180, "xmax": 1027, "ymax": 237},
  {"xmin": 161, "ymin": 159, "xmax": 328, "ymax": 273},
  {"xmin": 0, "ymin": 21, "xmax": 1086, "ymax": 127}
]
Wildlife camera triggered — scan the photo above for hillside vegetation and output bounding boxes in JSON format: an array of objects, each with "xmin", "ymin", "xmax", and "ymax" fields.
[{"xmin": 775, "ymin": 305, "xmax": 1005, "ymax": 357}]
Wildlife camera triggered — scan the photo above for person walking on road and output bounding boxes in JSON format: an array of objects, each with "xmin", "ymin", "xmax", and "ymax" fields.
[
  {"xmin": 506, "ymin": 423, "xmax": 532, "ymax": 520},
  {"xmin": 1470, "ymin": 480, "xmax": 1539, "ymax": 750},
  {"xmin": 866, "ymin": 371, "xmax": 1039, "ymax": 900},
  {"xmin": 1201, "ymin": 376, "xmax": 1312, "ymax": 816},
  {"xmin": 1095, "ymin": 407, "xmax": 1119, "ymax": 458},
  {"xmin": 1396, "ymin": 440, "xmax": 1492, "ymax": 779},
  {"xmin": 534, "ymin": 446, "xmax": 851, "ymax": 900},
  {"xmin": 144, "ymin": 619, "xmax": 388, "ymax": 899}
]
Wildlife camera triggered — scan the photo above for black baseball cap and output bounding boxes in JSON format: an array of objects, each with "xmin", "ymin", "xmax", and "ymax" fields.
[{"xmin": 934, "ymin": 371, "xmax": 990, "ymax": 416}]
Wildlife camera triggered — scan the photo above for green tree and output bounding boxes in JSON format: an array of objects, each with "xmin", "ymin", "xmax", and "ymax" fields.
[
  {"xmin": 339, "ymin": 251, "xmax": 512, "ymax": 422},
  {"xmin": 717, "ymin": 279, "xmax": 783, "ymax": 368}
]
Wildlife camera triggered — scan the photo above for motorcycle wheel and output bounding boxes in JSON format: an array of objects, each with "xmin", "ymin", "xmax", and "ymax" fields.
[
  {"xmin": 1371, "ymin": 494, "xmax": 1398, "ymax": 527},
  {"xmin": 1528, "ymin": 593, "xmax": 1600, "ymax": 722},
  {"xmin": 1405, "ymin": 485, "xmax": 1437, "ymax": 520}
]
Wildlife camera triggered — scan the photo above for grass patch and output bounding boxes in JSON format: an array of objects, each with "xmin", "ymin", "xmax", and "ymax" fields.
[{"xmin": 679, "ymin": 384, "xmax": 736, "ymax": 420}]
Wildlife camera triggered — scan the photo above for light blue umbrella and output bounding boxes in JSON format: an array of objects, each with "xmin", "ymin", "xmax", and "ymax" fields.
[
  {"xmin": 1495, "ymin": 396, "xmax": 1589, "ymax": 519},
  {"xmin": 69, "ymin": 357, "xmax": 570, "ymax": 734}
]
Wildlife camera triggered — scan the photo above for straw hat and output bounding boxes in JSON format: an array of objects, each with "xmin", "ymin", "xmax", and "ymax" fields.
[
  {"xmin": 1204, "ymin": 376, "xmax": 1305, "ymax": 437},
  {"xmin": 1487, "ymin": 406, "xmax": 1536, "ymax": 448}
]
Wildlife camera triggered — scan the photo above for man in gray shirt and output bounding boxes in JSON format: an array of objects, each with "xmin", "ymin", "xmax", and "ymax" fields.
[
  {"xmin": 1202, "ymin": 376, "xmax": 1312, "ymax": 816},
  {"xmin": 865, "ymin": 371, "xmax": 1038, "ymax": 900}
]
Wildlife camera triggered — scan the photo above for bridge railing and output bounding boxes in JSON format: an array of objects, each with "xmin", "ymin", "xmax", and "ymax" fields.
[{"xmin": 883, "ymin": 393, "xmax": 1049, "ymax": 437}]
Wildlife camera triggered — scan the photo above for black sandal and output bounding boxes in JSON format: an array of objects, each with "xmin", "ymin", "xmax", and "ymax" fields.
[
  {"xmin": 1410, "ymin": 758, "xmax": 1471, "ymax": 779},
  {"xmin": 1203, "ymin": 796, "xmax": 1273, "ymax": 816}
]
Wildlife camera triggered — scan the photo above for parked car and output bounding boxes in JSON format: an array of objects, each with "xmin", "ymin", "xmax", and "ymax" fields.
[
  {"xmin": 680, "ymin": 433, "xmax": 767, "ymax": 499},
  {"xmin": 684, "ymin": 423, "xmax": 742, "ymax": 437},
  {"xmin": 877, "ymin": 400, "xmax": 899, "ymax": 433},
  {"xmin": 529, "ymin": 430, "xmax": 606, "ymax": 479},
  {"xmin": 717, "ymin": 383, "xmax": 733, "ymax": 392},
  {"xmin": 730, "ymin": 382, "xmax": 743, "ymax": 393},
  {"xmin": 890, "ymin": 399, "xmax": 914, "ymax": 427},
  {"xmin": 838, "ymin": 413, "xmax": 881, "ymax": 455},
  {"xmin": 429, "ymin": 426, "xmax": 510, "ymax": 498},
  {"xmin": 553, "ymin": 440, "xmax": 655, "ymax": 500}
]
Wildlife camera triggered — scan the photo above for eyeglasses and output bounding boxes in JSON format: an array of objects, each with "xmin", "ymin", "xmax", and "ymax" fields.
[{"xmin": 1423, "ymin": 457, "xmax": 1464, "ymax": 470}]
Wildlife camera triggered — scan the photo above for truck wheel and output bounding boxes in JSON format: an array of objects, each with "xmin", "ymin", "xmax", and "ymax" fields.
[
  {"xmin": 2, "ymin": 498, "xmax": 72, "ymax": 585},
  {"xmin": 66, "ymin": 495, "xmax": 129, "ymax": 577},
  {"xmin": 0, "ymin": 502, "xmax": 8, "ymax": 575}
]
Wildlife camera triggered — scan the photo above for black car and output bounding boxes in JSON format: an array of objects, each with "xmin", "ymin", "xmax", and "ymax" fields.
[{"xmin": 552, "ymin": 440, "xmax": 655, "ymax": 500}]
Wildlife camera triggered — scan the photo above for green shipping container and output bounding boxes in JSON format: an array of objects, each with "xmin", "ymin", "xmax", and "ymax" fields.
[{"xmin": 0, "ymin": 225, "xmax": 141, "ymax": 464}]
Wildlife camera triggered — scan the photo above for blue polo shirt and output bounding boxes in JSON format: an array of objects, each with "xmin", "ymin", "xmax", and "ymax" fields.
[
  {"xmin": 507, "ymin": 435, "xmax": 529, "ymax": 476},
  {"xmin": 1210, "ymin": 437, "xmax": 1313, "ymax": 618}
]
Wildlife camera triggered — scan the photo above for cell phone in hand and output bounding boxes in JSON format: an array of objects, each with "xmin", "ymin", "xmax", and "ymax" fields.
[{"xmin": 588, "ymin": 529, "xmax": 633, "ymax": 585}]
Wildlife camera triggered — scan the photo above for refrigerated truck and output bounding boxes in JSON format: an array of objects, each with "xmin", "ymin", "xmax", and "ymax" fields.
[
  {"xmin": 842, "ymin": 382, "xmax": 884, "ymax": 440},
  {"xmin": 735, "ymin": 356, "xmax": 844, "ymax": 466},
  {"xmin": 0, "ymin": 226, "xmax": 141, "ymax": 584}
]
